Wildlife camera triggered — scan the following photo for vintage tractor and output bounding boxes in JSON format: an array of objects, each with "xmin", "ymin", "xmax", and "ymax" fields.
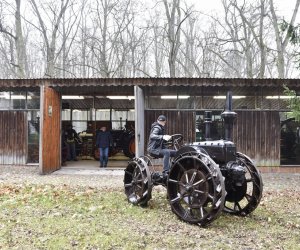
[
  {"xmin": 110, "ymin": 129, "xmax": 135, "ymax": 158},
  {"xmin": 124, "ymin": 91, "xmax": 263, "ymax": 226}
]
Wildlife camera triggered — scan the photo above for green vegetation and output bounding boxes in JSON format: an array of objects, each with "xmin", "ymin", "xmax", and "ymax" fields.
[
  {"xmin": 0, "ymin": 183, "xmax": 299, "ymax": 249},
  {"xmin": 283, "ymin": 85, "xmax": 300, "ymax": 122}
]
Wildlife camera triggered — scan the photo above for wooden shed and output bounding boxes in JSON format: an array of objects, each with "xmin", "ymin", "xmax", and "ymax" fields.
[{"xmin": 0, "ymin": 78, "xmax": 300, "ymax": 173}]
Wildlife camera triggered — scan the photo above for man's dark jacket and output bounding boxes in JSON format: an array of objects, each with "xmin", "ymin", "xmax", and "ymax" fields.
[
  {"xmin": 147, "ymin": 122, "xmax": 166, "ymax": 156},
  {"xmin": 65, "ymin": 128, "xmax": 80, "ymax": 143},
  {"xmin": 96, "ymin": 131, "xmax": 113, "ymax": 148}
]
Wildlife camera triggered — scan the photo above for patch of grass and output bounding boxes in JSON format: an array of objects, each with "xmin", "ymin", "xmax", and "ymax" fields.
[{"xmin": 0, "ymin": 183, "xmax": 299, "ymax": 249}]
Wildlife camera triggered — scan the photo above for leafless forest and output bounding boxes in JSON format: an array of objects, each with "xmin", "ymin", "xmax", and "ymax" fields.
[{"xmin": 0, "ymin": 0, "xmax": 300, "ymax": 78}]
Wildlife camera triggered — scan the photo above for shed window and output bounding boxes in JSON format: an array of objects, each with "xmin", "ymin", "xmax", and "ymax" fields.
[
  {"xmin": 96, "ymin": 109, "xmax": 111, "ymax": 120},
  {"xmin": 110, "ymin": 110, "xmax": 135, "ymax": 130},
  {"xmin": 0, "ymin": 92, "xmax": 10, "ymax": 110},
  {"xmin": 72, "ymin": 110, "xmax": 88, "ymax": 132},
  {"xmin": 11, "ymin": 91, "xmax": 26, "ymax": 109},
  {"xmin": 0, "ymin": 91, "xmax": 40, "ymax": 110},
  {"xmin": 27, "ymin": 92, "xmax": 40, "ymax": 109},
  {"xmin": 195, "ymin": 112, "xmax": 223, "ymax": 141},
  {"xmin": 27, "ymin": 110, "xmax": 40, "ymax": 163},
  {"xmin": 147, "ymin": 96, "xmax": 194, "ymax": 109},
  {"xmin": 279, "ymin": 112, "xmax": 300, "ymax": 165},
  {"xmin": 62, "ymin": 109, "xmax": 71, "ymax": 120},
  {"xmin": 72, "ymin": 109, "xmax": 88, "ymax": 120}
]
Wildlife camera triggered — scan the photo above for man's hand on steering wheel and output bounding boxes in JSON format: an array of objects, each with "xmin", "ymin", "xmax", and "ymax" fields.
[
  {"xmin": 163, "ymin": 134, "xmax": 183, "ymax": 150},
  {"xmin": 163, "ymin": 135, "xmax": 172, "ymax": 141}
]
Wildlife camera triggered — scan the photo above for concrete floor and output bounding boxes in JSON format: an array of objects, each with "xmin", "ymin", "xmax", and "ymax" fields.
[
  {"xmin": 54, "ymin": 159, "xmax": 128, "ymax": 175},
  {"xmin": 63, "ymin": 159, "xmax": 129, "ymax": 169},
  {"xmin": 54, "ymin": 151, "xmax": 130, "ymax": 175},
  {"xmin": 64, "ymin": 151, "xmax": 129, "ymax": 169}
]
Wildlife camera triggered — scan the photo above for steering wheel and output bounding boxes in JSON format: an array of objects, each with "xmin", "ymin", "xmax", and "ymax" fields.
[{"xmin": 164, "ymin": 134, "xmax": 183, "ymax": 150}]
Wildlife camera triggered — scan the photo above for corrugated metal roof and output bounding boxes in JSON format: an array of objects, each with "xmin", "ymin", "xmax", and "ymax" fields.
[
  {"xmin": 62, "ymin": 98, "xmax": 134, "ymax": 110},
  {"xmin": 0, "ymin": 77, "xmax": 300, "ymax": 88},
  {"xmin": 55, "ymin": 85, "xmax": 134, "ymax": 95}
]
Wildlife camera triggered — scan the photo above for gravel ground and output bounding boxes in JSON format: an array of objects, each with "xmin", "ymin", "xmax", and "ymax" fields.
[
  {"xmin": 0, "ymin": 165, "xmax": 300, "ymax": 192},
  {"xmin": 0, "ymin": 166, "xmax": 123, "ymax": 189}
]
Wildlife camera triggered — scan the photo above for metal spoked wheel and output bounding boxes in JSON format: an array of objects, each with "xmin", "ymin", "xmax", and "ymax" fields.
[
  {"xmin": 223, "ymin": 152, "xmax": 263, "ymax": 216},
  {"xmin": 139, "ymin": 155, "xmax": 156, "ymax": 174},
  {"xmin": 167, "ymin": 152, "xmax": 225, "ymax": 226},
  {"xmin": 124, "ymin": 158, "xmax": 152, "ymax": 206}
]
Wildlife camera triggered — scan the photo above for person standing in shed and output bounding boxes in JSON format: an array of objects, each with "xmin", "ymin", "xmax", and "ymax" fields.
[
  {"xmin": 65, "ymin": 124, "xmax": 81, "ymax": 161},
  {"xmin": 96, "ymin": 126, "xmax": 113, "ymax": 168}
]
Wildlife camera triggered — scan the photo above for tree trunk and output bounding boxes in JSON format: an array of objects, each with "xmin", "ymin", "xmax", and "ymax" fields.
[
  {"xmin": 270, "ymin": 0, "xmax": 300, "ymax": 78},
  {"xmin": 15, "ymin": 0, "xmax": 28, "ymax": 78}
]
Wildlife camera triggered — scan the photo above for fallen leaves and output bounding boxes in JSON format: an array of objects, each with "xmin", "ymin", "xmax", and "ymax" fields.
[{"xmin": 0, "ymin": 171, "xmax": 299, "ymax": 249}]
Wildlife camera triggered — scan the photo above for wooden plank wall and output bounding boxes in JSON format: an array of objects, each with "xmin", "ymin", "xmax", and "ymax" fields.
[
  {"xmin": 0, "ymin": 111, "xmax": 27, "ymax": 164},
  {"xmin": 145, "ymin": 110, "xmax": 195, "ymax": 149},
  {"xmin": 233, "ymin": 110, "xmax": 280, "ymax": 166},
  {"xmin": 145, "ymin": 110, "xmax": 280, "ymax": 167},
  {"xmin": 41, "ymin": 86, "xmax": 61, "ymax": 174}
]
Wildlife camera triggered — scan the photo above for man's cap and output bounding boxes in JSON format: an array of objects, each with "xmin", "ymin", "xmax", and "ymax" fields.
[{"xmin": 157, "ymin": 115, "xmax": 166, "ymax": 121}]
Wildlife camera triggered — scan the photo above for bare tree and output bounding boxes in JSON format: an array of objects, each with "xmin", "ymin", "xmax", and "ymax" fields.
[
  {"xmin": 1, "ymin": 0, "xmax": 300, "ymax": 78},
  {"xmin": 178, "ymin": 15, "xmax": 196, "ymax": 77},
  {"xmin": 231, "ymin": 0, "xmax": 270, "ymax": 78},
  {"xmin": 270, "ymin": 0, "xmax": 300, "ymax": 78},
  {"xmin": 125, "ymin": 14, "xmax": 150, "ymax": 77},
  {"xmin": 0, "ymin": 34, "xmax": 16, "ymax": 77},
  {"xmin": 30, "ymin": 0, "xmax": 71, "ymax": 77},
  {"xmin": 204, "ymin": 0, "xmax": 276, "ymax": 78},
  {"xmin": 194, "ymin": 27, "xmax": 222, "ymax": 77},
  {"xmin": 57, "ymin": 1, "xmax": 84, "ymax": 77},
  {"xmin": 206, "ymin": 0, "xmax": 245, "ymax": 77},
  {"xmin": 0, "ymin": 0, "xmax": 28, "ymax": 78},
  {"xmin": 162, "ymin": 0, "xmax": 190, "ymax": 77},
  {"xmin": 147, "ymin": 11, "xmax": 167, "ymax": 77},
  {"xmin": 85, "ymin": 0, "xmax": 135, "ymax": 77}
]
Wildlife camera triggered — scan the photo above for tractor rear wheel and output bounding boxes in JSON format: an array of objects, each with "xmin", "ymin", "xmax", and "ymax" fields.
[{"xmin": 123, "ymin": 133, "xmax": 135, "ymax": 158}]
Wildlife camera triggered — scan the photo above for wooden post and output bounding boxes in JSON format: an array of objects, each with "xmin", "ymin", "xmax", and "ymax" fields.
[{"xmin": 134, "ymin": 86, "xmax": 145, "ymax": 157}]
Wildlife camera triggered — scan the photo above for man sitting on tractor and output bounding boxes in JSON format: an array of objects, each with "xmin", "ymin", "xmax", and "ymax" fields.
[{"xmin": 147, "ymin": 115, "xmax": 176, "ymax": 181}]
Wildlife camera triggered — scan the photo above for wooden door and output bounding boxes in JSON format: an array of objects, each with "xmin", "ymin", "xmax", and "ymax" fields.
[{"xmin": 40, "ymin": 86, "xmax": 61, "ymax": 174}]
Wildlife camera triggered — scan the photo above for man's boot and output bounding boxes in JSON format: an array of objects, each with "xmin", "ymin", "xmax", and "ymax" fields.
[
  {"xmin": 162, "ymin": 171, "xmax": 169, "ymax": 186},
  {"xmin": 152, "ymin": 172, "xmax": 163, "ymax": 185}
]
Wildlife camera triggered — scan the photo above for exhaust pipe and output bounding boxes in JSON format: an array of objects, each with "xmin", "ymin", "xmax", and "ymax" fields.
[
  {"xmin": 204, "ymin": 111, "xmax": 212, "ymax": 140},
  {"xmin": 221, "ymin": 91, "xmax": 237, "ymax": 141}
]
